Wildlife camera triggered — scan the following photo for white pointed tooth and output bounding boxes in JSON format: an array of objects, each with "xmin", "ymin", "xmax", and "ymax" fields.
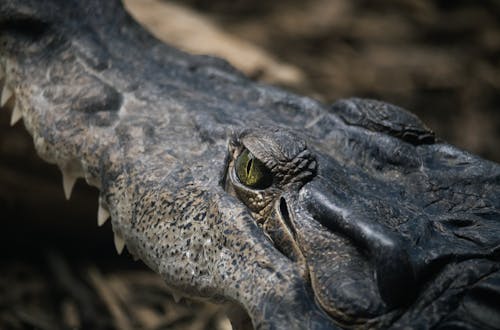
[
  {"xmin": 172, "ymin": 292, "xmax": 181, "ymax": 303},
  {"xmin": 114, "ymin": 232, "xmax": 125, "ymax": 255},
  {"xmin": 97, "ymin": 205, "xmax": 110, "ymax": 226},
  {"xmin": 10, "ymin": 103, "xmax": 22, "ymax": 126},
  {"xmin": 1, "ymin": 85, "xmax": 13, "ymax": 107},
  {"xmin": 62, "ymin": 170, "xmax": 77, "ymax": 200}
]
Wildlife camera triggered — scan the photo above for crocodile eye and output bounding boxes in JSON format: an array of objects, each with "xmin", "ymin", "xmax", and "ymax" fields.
[{"xmin": 235, "ymin": 149, "xmax": 273, "ymax": 189}]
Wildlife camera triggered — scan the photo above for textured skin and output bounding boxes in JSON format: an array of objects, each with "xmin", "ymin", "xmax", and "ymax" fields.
[{"xmin": 1, "ymin": 1, "xmax": 500, "ymax": 329}]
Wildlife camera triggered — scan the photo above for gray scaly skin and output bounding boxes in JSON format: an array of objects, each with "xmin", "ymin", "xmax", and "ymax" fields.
[{"xmin": 1, "ymin": 1, "xmax": 500, "ymax": 329}]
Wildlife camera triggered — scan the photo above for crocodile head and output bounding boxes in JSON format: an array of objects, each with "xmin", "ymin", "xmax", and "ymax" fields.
[{"xmin": 1, "ymin": 0, "xmax": 500, "ymax": 329}]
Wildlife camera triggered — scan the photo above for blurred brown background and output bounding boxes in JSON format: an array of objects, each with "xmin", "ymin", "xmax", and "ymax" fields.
[{"xmin": 1, "ymin": 0, "xmax": 499, "ymax": 329}]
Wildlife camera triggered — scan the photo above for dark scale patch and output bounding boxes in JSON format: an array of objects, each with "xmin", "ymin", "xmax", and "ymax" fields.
[
  {"xmin": 88, "ymin": 110, "xmax": 118, "ymax": 127},
  {"xmin": 43, "ymin": 72, "xmax": 123, "ymax": 114},
  {"xmin": 184, "ymin": 200, "xmax": 194, "ymax": 209}
]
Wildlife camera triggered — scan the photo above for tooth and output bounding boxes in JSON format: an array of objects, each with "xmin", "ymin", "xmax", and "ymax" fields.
[
  {"xmin": 1, "ymin": 85, "xmax": 13, "ymax": 107},
  {"xmin": 62, "ymin": 170, "xmax": 77, "ymax": 200},
  {"xmin": 114, "ymin": 232, "xmax": 125, "ymax": 255},
  {"xmin": 10, "ymin": 103, "xmax": 22, "ymax": 126},
  {"xmin": 172, "ymin": 292, "xmax": 181, "ymax": 303},
  {"xmin": 97, "ymin": 205, "xmax": 110, "ymax": 226}
]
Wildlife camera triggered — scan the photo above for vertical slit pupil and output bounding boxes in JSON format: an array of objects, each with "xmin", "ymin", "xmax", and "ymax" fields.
[{"xmin": 246, "ymin": 158, "xmax": 253, "ymax": 175}]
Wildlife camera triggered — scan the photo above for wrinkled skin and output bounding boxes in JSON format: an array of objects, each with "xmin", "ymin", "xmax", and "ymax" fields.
[{"xmin": 1, "ymin": 1, "xmax": 500, "ymax": 329}]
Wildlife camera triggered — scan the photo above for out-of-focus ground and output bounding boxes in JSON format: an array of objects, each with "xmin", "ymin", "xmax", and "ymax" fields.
[{"xmin": 1, "ymin": 0, "xmax": 499, "ymax": 329}]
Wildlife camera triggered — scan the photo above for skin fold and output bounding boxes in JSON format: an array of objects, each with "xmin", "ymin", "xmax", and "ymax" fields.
[{"xmin": 1, "ymin": 1, "xmax": 499, "ymax": 329}]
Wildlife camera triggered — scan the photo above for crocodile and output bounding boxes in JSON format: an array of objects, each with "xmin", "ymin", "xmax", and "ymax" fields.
[{"xmin": 1, "ymin": 0, "xmax": 500, "ymax": 329}]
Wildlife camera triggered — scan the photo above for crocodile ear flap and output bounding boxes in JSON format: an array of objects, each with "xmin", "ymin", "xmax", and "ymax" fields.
[
  {"xmin": 301, "ymin": 178, "xmax": 417, "ymax": 307},
  {"xmin": 330, "ymin": 98, "xmax": 435, "ymax": 145}
]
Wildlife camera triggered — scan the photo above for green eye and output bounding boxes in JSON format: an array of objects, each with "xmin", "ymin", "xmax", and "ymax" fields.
[{"xmin": 235, "ymin": 149, "xmax": 273, "ymax": 189}]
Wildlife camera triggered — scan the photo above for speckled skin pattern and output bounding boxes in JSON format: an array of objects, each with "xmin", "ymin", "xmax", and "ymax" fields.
[{"xmin": 1, "ymin": 1, "xmax": 500, "ymax": 329}]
